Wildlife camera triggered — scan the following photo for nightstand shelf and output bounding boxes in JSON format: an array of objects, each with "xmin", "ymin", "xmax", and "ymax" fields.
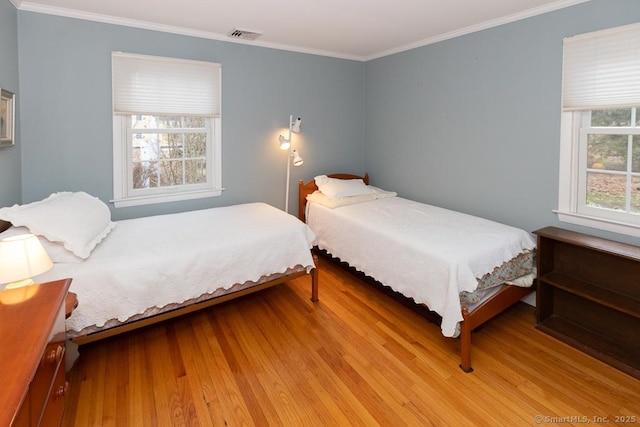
[
  {"xmin": 536, "ymin": 315, "xmax": 639, "ymax": 373},
  {"xmin": 537, "ymin": 272, "xmax": 640, "ymax": 317},
  {"xmin": 534, "ymin": 227, "xmax": 640, "ymax": 380}
]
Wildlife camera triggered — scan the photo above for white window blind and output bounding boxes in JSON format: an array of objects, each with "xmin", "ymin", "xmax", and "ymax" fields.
[
  {"xmin": 112, "ymin": 52, "xmax": 221, "ymax": 116},
  {"xmin": 562, "ymin": 22, "xmax": 640, "ymax": 111}
]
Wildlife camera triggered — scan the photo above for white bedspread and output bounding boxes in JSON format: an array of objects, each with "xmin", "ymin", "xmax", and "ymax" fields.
[
  {"xmin": 307, "ymin": 197, "xmax": 535, "ymax": 337},
  {"xmin": 38, "ymin": 203, "xmax": 316, "ymax": 334}
]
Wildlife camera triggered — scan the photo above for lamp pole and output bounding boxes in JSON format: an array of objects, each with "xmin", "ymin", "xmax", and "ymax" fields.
[{"xmin": 284, "ymin": 114, "xmax": 293, "ymax": 213}]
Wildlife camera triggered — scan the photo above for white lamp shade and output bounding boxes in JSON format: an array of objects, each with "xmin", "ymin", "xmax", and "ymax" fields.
[
  {"xmin": 292, "ymin": 150, "xmax": 304, "ymax": 166},
  {"xmin": 291, "ymin": 117, "xmax": 302, "ymax": 133},
  {"xmin": 0, "ymin": 234, "xmax": 54, "ymax": 285},
  {"xmin": 279, "ymin": 135, "xmax": 291, "ymax": 150}
]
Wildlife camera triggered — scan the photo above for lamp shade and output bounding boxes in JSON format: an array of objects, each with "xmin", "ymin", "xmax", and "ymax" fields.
[
  {"xmin": 279, "ymin": 135, "xmax": 291, "ymax": 150},
  {"xmin": 292, "ymin": 150, "xmax": 304, "ymax": 166},
  {"xmin": 0, "ymin": 234, "xmax": 53, "ymax": 286},
  {"xmin": 291, "ymin": 117, "xmax": 302, "ymax": 133}
]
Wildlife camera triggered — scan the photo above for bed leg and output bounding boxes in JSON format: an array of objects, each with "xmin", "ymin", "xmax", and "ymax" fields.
[
  {"xmin": 310, "ymin": 254, "xmax": 319, "ymax": 302},
  {"xmin": 459, "ymin": 307, "xmax": 473, "ymax": 373}
]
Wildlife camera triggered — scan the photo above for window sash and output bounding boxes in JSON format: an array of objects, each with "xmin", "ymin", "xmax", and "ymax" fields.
[
  {"xmin": 112, "ymin": 115, "xmax": 222, "ymax": 208},
  {"xmin": 126, "ymin": 119, "xmax": 213, "ymax": 198},
  {"xmin": 112, "ymin": 52, "xmax": 221, "ymax": 116},
  {"xmin": 576, "ymin": 125, "xmax": 640, "ymax": 224},
  {"xmin": 557, "ymin": 111, "xmax": 640, "ymax": 237},
  {"xmin": 562, "ymin": 22, "xmax": 640, "ymax": 111}
]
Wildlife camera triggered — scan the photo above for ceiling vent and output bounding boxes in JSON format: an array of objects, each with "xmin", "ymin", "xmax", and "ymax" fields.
[{"xmin": 227, "ymin": 28, "xmax": 263, "ymax": 41}]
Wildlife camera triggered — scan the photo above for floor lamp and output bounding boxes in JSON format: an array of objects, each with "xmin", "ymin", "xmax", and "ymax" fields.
[{"xmin": 279, "ymin": 115, "xmax": 304, "ymax": 213}]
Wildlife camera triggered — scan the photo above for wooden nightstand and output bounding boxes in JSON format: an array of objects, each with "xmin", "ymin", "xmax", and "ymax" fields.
[{"xmin": 1, "ymin": 278, "xmax": 72, "ymax": 427}]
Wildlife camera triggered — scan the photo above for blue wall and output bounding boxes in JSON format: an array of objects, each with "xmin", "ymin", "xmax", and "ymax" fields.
[
  {"xmin": 6, "ymin": 0, "xmax": 640, "ymax": 245},
  {"xmin": 16, "ymin": 12, "xmax": 364, "ymax": 219},
  {"xmin": 364, "ymin": 0, "xmax": 640, "ymax": 245},
  {"xmin": 0, "ymin": 0, "xmax": 21, "ymax": 207}
]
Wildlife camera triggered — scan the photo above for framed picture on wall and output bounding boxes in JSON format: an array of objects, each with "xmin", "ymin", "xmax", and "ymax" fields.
[{"xmin": 0, "ymin": 88, "xmax": 16, "ymax": 147}]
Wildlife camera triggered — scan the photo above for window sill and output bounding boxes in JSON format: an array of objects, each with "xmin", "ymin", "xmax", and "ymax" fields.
[
  {"xmin": 554, "ymin": 210, "xmax": 640, "ymax": 238},
  {"xmin": 112, "ymin": 188, "xmax": 224, "ymax": 208}
]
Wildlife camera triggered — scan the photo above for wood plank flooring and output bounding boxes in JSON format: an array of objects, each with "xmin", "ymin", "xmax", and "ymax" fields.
[{"xmin": 63, "ymin": 257, "xmax": 640, "ymax": 426}]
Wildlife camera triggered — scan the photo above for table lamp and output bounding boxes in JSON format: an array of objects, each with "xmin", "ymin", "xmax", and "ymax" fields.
[{"xmin": 0, "ymin": 234, "xmax": 54, "ymax": 290}]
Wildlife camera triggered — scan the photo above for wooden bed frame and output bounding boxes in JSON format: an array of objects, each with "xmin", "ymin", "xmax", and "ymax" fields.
[{"xmin": 298, "ymin": 173, "xmax": 533, "ymax": 372}]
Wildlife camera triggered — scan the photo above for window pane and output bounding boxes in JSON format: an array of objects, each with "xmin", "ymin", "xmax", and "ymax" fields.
[
  {"xmin": 132, "ymin": 136, "xmax": 159, "ymax": 161},
  {"xmin": 633, "ymin": 135, "xmax": 640, "ymax": 173},
  {"xmin": 587, "ymin": 134, "xmax": 627, "ymax": 171},
  {"xmin": 185, "ymin": 133, "xmax": 206, "ymax": 158},
  {"xmin": 133, "ymin": 161, "xmax": 158, "ymax": 189},
  {"xmin": 590, "ymin": 108, "xmax": 631, "ymax": 126},
  {"xmin": 586, "ymin": 172, "xmax": 627, "ymax": 211},
  {"xmin": 185, "ymin": 159, "xmax": 206, "ymax": 184},
  {"xmin": 160, "ymin": 160, "xmax": 184, "ymax": 186},
  {"xmin": 162, "ymin": 133, "xmax": 184, "ymax": 159},
  {"xmin": 184, "ymin": 117, "xmax": 205, "ymax": 128},
  {"xmin": 155, "ymin": 116, "xmax": 183, "ymax": 129},
  {"xmin": 131, "ymin": 115, "xmax": 206, "ymax": 129},
  {"xmin": 632, "ymin": 176, "xmax": 640, "ymax": 214},
  {"xmin": 131, "ymin": 115, "xmax": 160, "ymax": 129}
]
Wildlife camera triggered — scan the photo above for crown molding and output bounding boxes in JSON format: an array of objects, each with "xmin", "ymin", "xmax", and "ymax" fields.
[
  {"xmin": 17, "ymin": 0, "xmax": 591, "ymax": 62},
  {"xmin": 364, "ymin": 0, "xmax": 592, "ymax": 61},
  {"xmin": 16, "ymin": 1, "xmax": 365, "ymax": 61}
]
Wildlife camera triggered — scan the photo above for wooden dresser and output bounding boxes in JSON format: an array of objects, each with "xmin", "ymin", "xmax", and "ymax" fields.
[
  {"xmin": 0, "ymin": 278, "xmax": 72, "ymax": 426},
  {"xmin": 534, "ymin": 227, "xmax": 640, "ymax": 379}
]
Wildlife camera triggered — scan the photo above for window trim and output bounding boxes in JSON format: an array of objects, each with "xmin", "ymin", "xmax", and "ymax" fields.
[
  {"xmin": 556, "ymin": 111, "xmax": 640, "ymax": 238},
  {"xmin": 112, "ymin": 115, "xmax": 222, "ymax": 208}
]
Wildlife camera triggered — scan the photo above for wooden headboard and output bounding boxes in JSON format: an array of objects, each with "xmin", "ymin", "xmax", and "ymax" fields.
[{"xmin": 298, "ymin": 173, "xmax": 369, "ymax": 222}]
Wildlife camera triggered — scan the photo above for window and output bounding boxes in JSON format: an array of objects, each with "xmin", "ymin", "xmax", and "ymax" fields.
[
  {"xmin": 112, "ymin": 53, "xmax": 222, "ymax": 208},
  {"xmin": 556, "ymin": 23, "xmax": 640, "ymax": 237}
]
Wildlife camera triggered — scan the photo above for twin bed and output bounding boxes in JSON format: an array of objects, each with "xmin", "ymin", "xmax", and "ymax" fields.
[
  {"xmin": 0, "ymin": 193, "xmax": 318, "ymax": 346},
  {"xmin": 0, "ymin": 175, "xmax": 535, "ymax": 372},
  {"xmin": 299, "ymin": 173, "xmax": 536, "ymax": 372}
]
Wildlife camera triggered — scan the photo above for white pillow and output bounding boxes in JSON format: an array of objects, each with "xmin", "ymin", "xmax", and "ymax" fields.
[
  {"xmin": 307, "ymin": 186, "xmax": 398, "ymax": 209},
  {"xmin": 0, "ymin": 192, "xmax": 116, "ymax": 259},
  {"xmin": 314, "ymin": 175, "xmax": 376, "ymax": 199},
  {"xmin": 307, "ymin": 190, "xmax": 377, "ymax": 208},
  {"xmin": 0, "ymin": 226, "xmax": 84, "ymax": 263}
]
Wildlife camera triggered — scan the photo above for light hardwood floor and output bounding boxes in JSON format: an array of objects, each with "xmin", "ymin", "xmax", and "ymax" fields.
[{"xmin": 63, "ymin": 256, "xmax": 640, "ymax": 426}]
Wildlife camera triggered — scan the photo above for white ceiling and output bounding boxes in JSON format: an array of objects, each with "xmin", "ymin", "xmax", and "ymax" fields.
[{"xmin": 12, "ymin": 0, "xmax": 589, "ymax": 60}]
